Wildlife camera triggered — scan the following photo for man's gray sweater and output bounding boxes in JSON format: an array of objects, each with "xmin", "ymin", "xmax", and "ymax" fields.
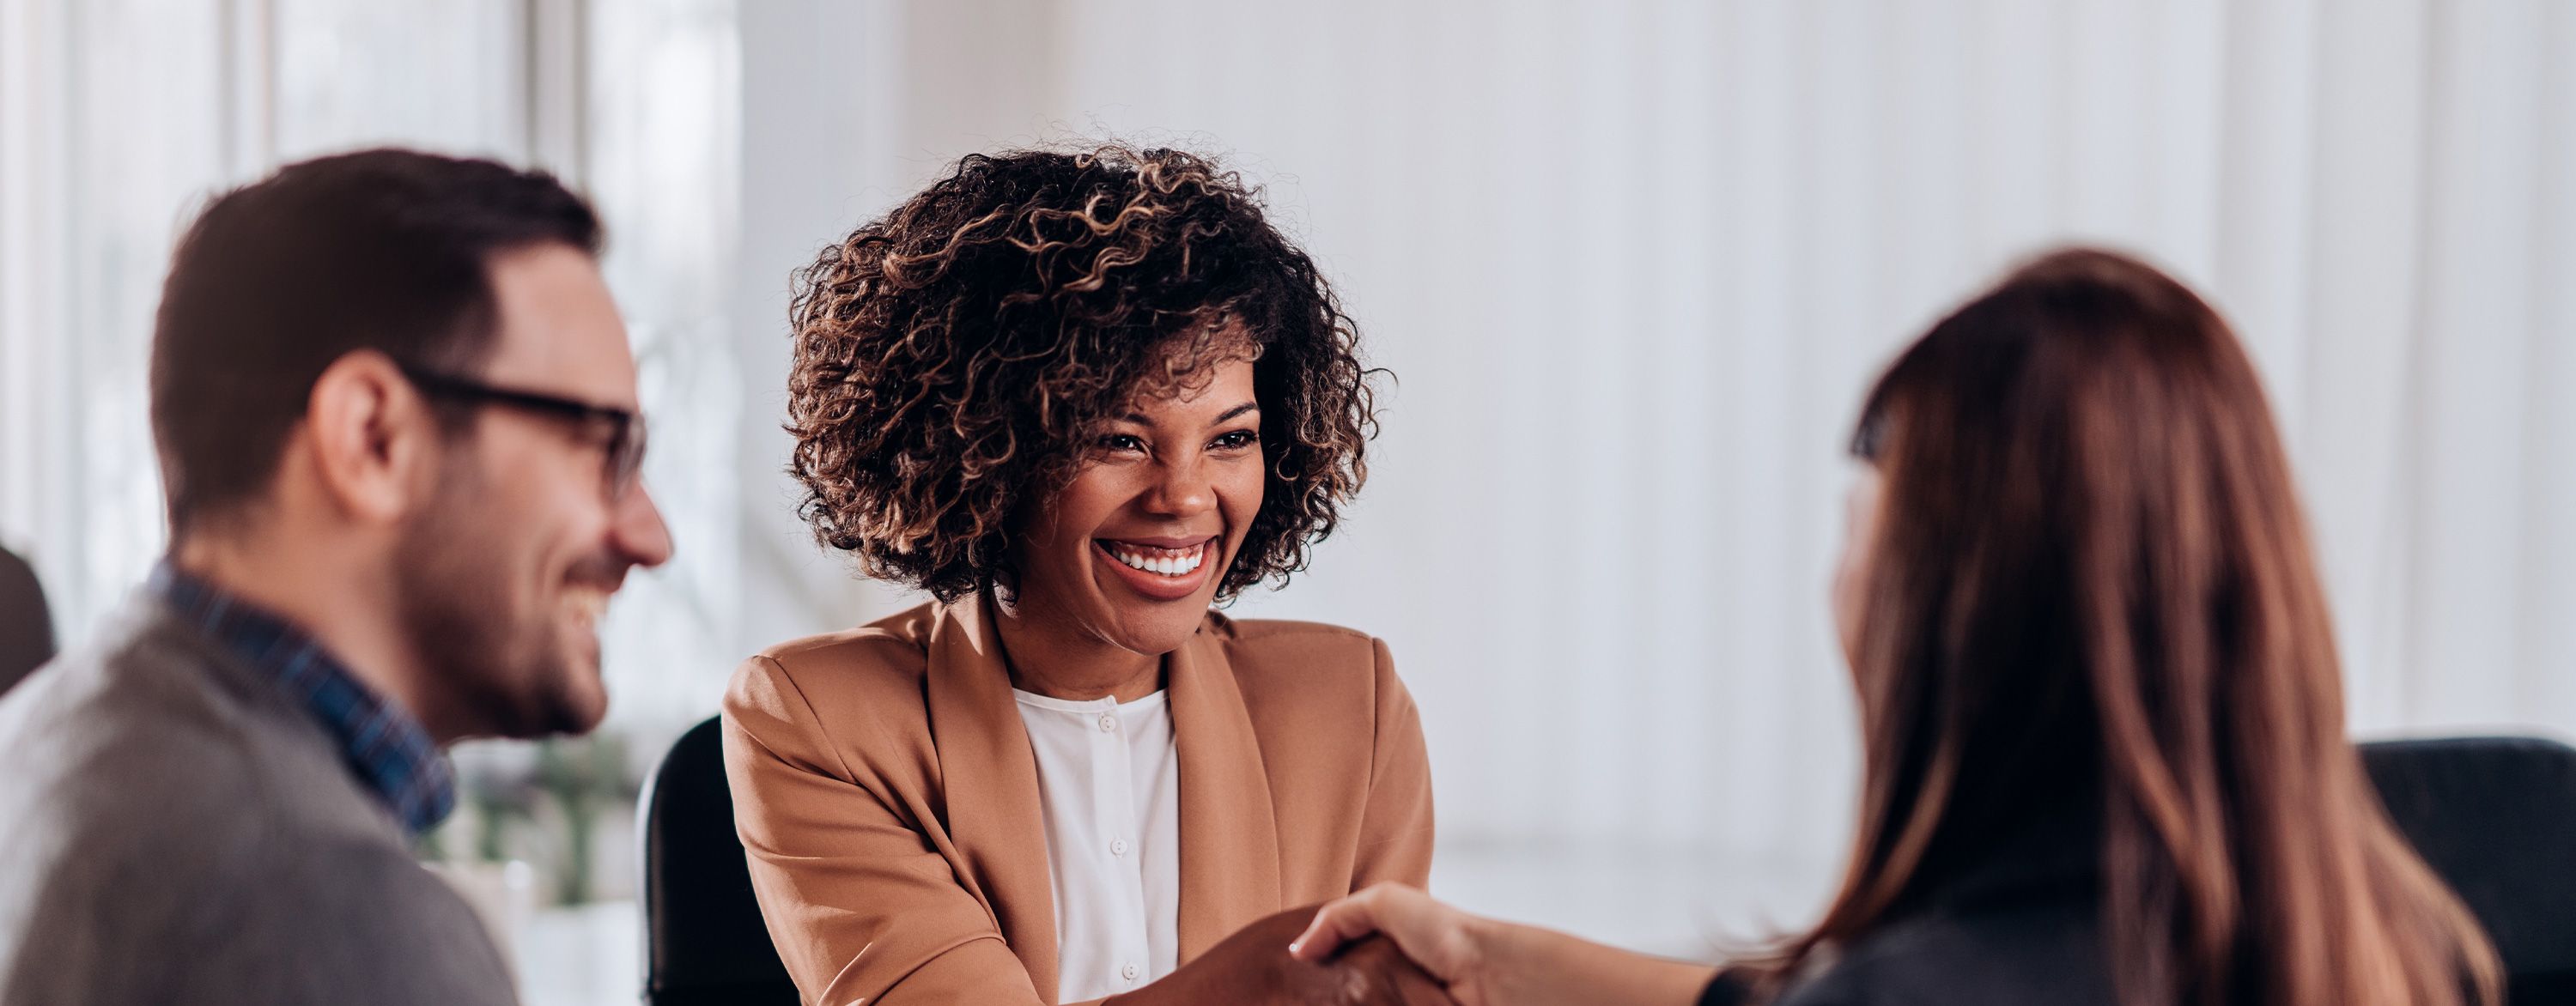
[{"xmin": 0, "ymin": 597, "xmax": 516, "ymax": 1004}]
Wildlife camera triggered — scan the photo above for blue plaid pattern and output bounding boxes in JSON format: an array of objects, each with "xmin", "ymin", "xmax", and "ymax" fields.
[{"xmin": 150, "ymin": 562, "xmax": 457, "ymax": 834}]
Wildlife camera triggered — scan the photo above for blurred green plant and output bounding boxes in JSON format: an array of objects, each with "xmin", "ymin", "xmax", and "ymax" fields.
[
  {"xmin": 433, "ymin": 732, "xmax": 641, "ymax": 906},
  {"xmin": 535, "ymin": 733, "xmax": 629, "ymax": 905}
]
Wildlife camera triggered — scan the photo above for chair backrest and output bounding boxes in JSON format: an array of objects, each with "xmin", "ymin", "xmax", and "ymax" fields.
[
  {"xmin": 0, "ymin": 545, "xmax": 54, "ymax": 697},
  {"xmin": 2361, "ymin": 736, "xmax": 2576, "ymax": 1004},
  {"xmin": 640, "ymin": 716, "xmax": 802, "ymax": 1006}
]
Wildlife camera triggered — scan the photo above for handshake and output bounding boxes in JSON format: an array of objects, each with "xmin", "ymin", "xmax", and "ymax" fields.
[
  {"xmin": 1098, "ymin": 885, "xmax": 1701, "ymax": 1006},
  {"xmin": 1109, "ymin": 886, "xmax": 1722, "ymax": 1006},
  {"xmin": 1104, "ymin": 894, "xmax": 1456, "ymax": 1006}
]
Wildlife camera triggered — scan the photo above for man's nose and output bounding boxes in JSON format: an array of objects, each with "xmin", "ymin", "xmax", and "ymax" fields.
[{"xmin": 613, "ymin": 482, "xmax": 676, "ymax": 568}]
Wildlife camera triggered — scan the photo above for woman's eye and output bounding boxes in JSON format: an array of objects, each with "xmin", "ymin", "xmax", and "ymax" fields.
[
  {"xmin": 1211, "ymin": 430, "xmax": 1259, "ymax": 451},
  {"xmin": 1098, "ymin": 433, "xmax": 1147, "ymax": 453}
]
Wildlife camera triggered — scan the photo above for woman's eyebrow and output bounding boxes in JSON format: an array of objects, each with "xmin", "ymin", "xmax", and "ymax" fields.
[{"xmin": 1116, "ymin": 401, "xmax": 1259, "ymax": 426}]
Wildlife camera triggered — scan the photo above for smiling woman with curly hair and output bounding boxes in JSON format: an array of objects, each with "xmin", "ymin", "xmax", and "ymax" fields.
[{"xmin": 720, "ymin": 146, "xmax": 1437, "ymax": 1006}]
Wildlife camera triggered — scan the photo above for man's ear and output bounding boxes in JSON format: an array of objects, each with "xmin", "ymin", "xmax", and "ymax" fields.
[{"xmin": 303, "ymin": 350, "xmax": 444, "ymax": 525}]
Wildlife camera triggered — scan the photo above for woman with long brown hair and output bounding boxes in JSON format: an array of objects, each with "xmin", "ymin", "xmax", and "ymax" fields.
[{"xmin": 1289, "ymin": 248, "xmax": 2500, "ymax": 1006}]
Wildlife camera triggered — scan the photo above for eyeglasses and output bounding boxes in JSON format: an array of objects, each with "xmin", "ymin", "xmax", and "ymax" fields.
[{"xmin": 397, "ymin": 364, "xmax": 648, "ymax": 501}]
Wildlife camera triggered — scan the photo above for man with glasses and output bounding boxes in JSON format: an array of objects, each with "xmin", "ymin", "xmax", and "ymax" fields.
[{"xmin": 0, "ymin": 148, "xmax": 671, "ymax": 1004}]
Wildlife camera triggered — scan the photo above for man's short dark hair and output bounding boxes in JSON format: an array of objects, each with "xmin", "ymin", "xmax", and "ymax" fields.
[{"xmin": 149, "ymin": 147, "xmax": 604, "ymax": 534}]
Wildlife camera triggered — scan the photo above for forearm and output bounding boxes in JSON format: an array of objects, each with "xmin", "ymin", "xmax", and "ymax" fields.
[
  {"xmin": 1100, "ymin": 962, "xmax": 1221, "ymax": 1006},
  {"xmin": 1467, "ymin": 917, "xmax": 1719, "ymax": 1006},
  {"xmin": 820, "ymin": 936, "xmax": 1048, "ymax": 1005}
]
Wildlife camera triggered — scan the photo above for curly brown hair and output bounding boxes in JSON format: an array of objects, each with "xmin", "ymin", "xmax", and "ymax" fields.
[{"xmin": 786, "ymin": 145, "xmax": 1381, "ymax": 603}]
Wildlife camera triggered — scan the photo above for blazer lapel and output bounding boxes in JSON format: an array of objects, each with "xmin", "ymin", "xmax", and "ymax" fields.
[
  {"xmin": 1170, "ymin": 627, "xmax": 1284, "ymax": 961},
  {"xmin": 924, "ymin": 594, "xmax": 1063, "ymax": 1003}
]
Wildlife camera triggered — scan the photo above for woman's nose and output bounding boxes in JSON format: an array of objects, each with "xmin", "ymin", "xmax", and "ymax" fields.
[{"xmin": 1142, "ymin": 456, "xmax": 1216, "ymax": 518}]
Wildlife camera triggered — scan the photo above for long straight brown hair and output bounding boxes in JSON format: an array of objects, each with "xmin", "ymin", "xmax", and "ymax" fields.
[{"xmin": 1769, "ymin": 249, "xmax": 2498, "ymax": 1005}]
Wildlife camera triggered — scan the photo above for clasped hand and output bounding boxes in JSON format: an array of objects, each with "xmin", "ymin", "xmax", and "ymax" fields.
[{"xmin": 1102, "ymin": 903, "xmax": 1458, "ymax": 1006}]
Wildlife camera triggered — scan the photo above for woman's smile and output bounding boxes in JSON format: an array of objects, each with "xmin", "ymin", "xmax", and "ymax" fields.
[{"xmin": 1094, "ymin": 535, "xmax": 1219, "ymax": 602}]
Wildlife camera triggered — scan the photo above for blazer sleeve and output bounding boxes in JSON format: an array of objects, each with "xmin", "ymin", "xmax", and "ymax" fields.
[
  {"xmin": 1351, "ymin": 637, "xmax": 1436, "ymax": 888},
  {"xmin": 721, "ymin": 655, "xmax": 1050, "ymax": 1006}
]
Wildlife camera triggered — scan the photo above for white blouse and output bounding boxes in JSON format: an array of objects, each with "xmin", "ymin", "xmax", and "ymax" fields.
[{"xmin": 1012, "ymin": 688, "xmax": 1182, "ymax": 1003}]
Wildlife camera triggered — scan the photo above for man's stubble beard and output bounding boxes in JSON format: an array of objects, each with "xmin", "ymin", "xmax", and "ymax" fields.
[{"xmin": 393, "ymin": 459, "xmax": 596, "ymax": 740}]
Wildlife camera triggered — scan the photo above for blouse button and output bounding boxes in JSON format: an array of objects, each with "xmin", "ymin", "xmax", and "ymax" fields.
[
  {"xmin": 1098, "ymin": 713, "xmax": 1118, "ymax": 732},
  {"xmin": 1110, "ymin": 839, "xmax": 1129, "ymax": 857},
  {"xmin": 1122, "ymin": 963, "xmax": 1140, "ymax": 981}
]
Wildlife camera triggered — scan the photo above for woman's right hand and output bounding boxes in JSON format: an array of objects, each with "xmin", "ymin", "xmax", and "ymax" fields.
[{"xmin": 1290, "ymin": 884, "xmax": 1494, "ymax": 1003}]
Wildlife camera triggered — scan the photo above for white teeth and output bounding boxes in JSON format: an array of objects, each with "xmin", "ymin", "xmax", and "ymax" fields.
[{"xmin": 1107, "ymin": 542, "xmax": 1206, "ymax": 577}]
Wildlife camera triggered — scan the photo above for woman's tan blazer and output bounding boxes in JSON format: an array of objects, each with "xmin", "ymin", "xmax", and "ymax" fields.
[{"xmin": 720, "ymin": 592, "xmax": 1436, "ymax": 1006}]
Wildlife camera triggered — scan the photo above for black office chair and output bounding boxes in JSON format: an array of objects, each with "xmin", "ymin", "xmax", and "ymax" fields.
[
  {"xmin": 640, "ymin": 716, "xmax": 801, "ymax": 1006},
  {"xmin": 0, "ymin": 545, "xmax": 54, "ymax": 697},
  {"xmin": 2361, "ymin": 736, "xmax": 2576, "ymax": 1003}
]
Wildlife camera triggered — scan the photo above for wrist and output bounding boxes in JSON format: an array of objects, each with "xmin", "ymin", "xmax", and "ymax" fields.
[
  {"xmin": 1455, "ymin": 912, "xmax": 1524, "ymax": 1000},
  {"xmin": 1100, "ymin": 981, "xmax": 1177, "ymax": 1006}
]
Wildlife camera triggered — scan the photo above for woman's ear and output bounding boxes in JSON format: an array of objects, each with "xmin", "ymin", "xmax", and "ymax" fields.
[{"xmin": 301, "ymin": 350, "xmax": 444, "ymax": 526}]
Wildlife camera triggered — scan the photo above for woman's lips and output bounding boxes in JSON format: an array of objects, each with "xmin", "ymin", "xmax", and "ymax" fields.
[{"xmin": 1094, "ymin": 536, "xmax": 1217, "ymax": 602}]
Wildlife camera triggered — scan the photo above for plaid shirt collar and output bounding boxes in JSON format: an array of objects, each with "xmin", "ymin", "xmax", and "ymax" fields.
[{"xmin": 149, "ymin": 561, "xmax": 457, "ymax": 835}]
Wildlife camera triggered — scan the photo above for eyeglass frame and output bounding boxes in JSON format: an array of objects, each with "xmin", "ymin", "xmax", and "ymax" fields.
[{"xmin": 395, "ymin": 362, "xmax": 648, "ymax": 502}]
